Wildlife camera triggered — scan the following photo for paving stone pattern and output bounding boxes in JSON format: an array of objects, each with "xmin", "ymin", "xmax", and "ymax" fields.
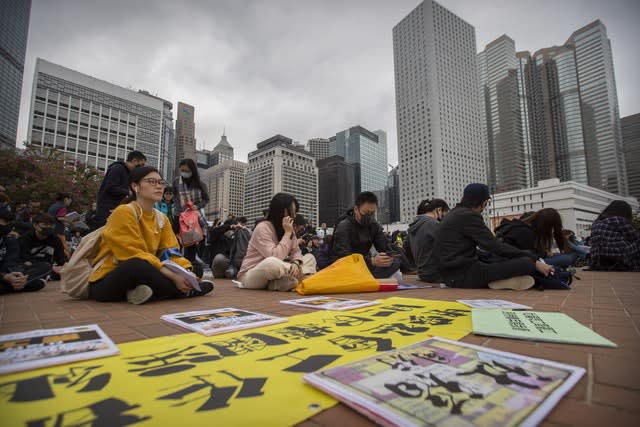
[{"xmin": 1, "ymin": 271, "xmax": 638, "ymax": 426}]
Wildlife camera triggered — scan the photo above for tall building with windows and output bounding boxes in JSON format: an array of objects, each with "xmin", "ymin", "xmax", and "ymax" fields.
[
  {"xmin": 27, "ymin": 58, "xmax": 174, "ymax": 175},
  {"xmin": 394, "ymin": 0, "xmax": 485, "ymax": 221},
  {"xmin": 211, "ymin": 132, "xmax": 234, "ymax": 166},
  {"xmin": 317, "ymin": 155, "xmax": 359, "ymax": 226},
  {"xmin": 245, "ymin": 135, "xmax": 318, "ymax": 225},
  {"xmin": 175, "ymin": 102, "xmax": 195, "ymax": 167},
  {"xmin": 0, "ymin": 0, "xmax": 31, "ymax": 149},
  {"xmin": 203, "ymin": 159, "xmax": 247, "ymax": 219},
  {"xmin": 307, "ymin": 138, "xmax": 331, "ymax": 161},
  {"xmin": 622, "ymin": 113, "xmax": 640, "ymax": 204},
  {"xmin": 330, "ymin": 125, "xmax": 387, "ymax": 194}
]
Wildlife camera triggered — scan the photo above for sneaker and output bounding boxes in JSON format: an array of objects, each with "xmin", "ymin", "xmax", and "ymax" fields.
[
  {"xmin": 267, "ymin": 275, "xmax": 298, "ymax": 291},
  {"xmin": 488, "ymin": 275, "xmax": 535, "ymax": 290},
  {"xmin": 127, "ymin": 285, "xmax": 154, "ymax": 305},
  {"xmin": 185, "ymin": 280, "xmax": 214, "ymax": 297}
]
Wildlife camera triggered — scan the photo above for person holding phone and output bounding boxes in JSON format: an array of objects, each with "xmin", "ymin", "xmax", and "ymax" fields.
[
  {"xmin": 329, "ymin": 191, "xmax": 401, "ymax": 279},
  {"xmin": 238, "ymin": 193, "xmax": 317, "ymax": 291}
]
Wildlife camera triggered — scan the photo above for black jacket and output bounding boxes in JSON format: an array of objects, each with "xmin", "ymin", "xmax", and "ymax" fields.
[
  {"xmin": 0, "ymin": 235, "xmax": 23, "ymax": 276},
  {"xmin": 20, "ymin": 230, "xmax": 66, "ymax": 265},
  {"xmin": 407, "ymin": 215, "xmax": 441, "ymax": 282},
  {"xmin": 328, "ymin": 209, "xmax": 390, "ymax": 268},
  {"xmin": 435, "ymin": 206, "xmax": 537, "ymax": 276},
  {"xmin": 494, "ymin": 219, "xmax": 544, "ymax": 257},
  {"xmin": 97, "ymin": 161, "xmax": 130, "ymax": 214}
]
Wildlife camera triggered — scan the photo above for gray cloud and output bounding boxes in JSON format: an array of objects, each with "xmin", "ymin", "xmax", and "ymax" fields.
[{"xmin": 17, "ymin": 0, "xmax": 639, "ymax": 166}]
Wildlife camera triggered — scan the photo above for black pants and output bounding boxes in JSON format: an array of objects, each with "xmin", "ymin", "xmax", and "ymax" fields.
[
  {"xmin": 443, "ymin": 257, "xmax": 535, "ymax": 289},
  {"xmin": 89, "ymin": 258, "xmax": 184, "ymax": 302},
  {"xmin": 183, "ymin": 245, "xmax": 203, "ymax": 277},
  {"xmin": 0, "ymin": 262, "xmax": 51, "ymax": 294}
]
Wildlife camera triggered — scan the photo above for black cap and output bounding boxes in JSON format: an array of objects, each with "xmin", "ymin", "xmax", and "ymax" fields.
[{"xmin": 463, "ymin": 183, "xmax": 490, "ymax": 203}]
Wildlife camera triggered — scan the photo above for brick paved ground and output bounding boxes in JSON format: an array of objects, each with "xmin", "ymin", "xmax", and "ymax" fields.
[{"xmin": 1, "ymin": 270, "xmax": 639, "ymax": 426}]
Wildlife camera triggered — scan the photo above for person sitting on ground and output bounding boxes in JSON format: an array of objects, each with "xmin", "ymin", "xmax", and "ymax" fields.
[
  {"xmin": 237, "ymin": 193, "xmax": 317, "ymax": 291},
  {"xmin": 294, "ymin": 214, "xmax": 312, "ymax": 255},
  {"xmin": 87, "ymin": 166, "xmax": 213, "ymax": 305},
  {"xmin": 47, "ymin": 192, "xmax": 74, "ymax": 259},
  {"xmin": 96, "ymin": 150, "xmax": 147, "ymax": 227},
  {"xmin": 84, "ymin": 202, "xmax": 100, "ymax": 232},
  {"xmin": 496, "ymin": 208, "xmax": 577, "ymax": 270},
  {"xmin": 435, "ymin": 183, "xmax": 553, "ymax": 290},
  {"xmin": 19, "ymin": 213, "xmax": 66, "ymax": 279},
  {"xmin": 589, "ymin": 200, "xmax": 640, "ymax": 271},
  {"xmin": 407, "ymin": 198, "xmax": 450, "ymax": 283},
  {"xmin": 0, "ymin": 203, "xmax": 48, "ymax": 294},
  {"xmin": 329, "ymin": 191, "xmax": 401, "ymax": 279},
  {"xmin": 224, "ymin": 216, "xmax": 252, "ymax": 279}
]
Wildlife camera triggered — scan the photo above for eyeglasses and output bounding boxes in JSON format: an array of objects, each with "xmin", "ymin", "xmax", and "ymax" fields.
[{"xmin": 141, "ymin": 178, "xmax": 167, "ymax": 186}]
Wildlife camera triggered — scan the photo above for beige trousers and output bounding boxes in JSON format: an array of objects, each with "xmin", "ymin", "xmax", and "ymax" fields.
[{"xmin": 241, "ymin": 254, "xmax": 317, "ymax": 290}]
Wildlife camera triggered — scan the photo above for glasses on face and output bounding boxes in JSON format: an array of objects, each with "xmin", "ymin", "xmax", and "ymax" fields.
[{"xmin": 141, "ymin": 178, "xmax": 167, "ymax": 187}]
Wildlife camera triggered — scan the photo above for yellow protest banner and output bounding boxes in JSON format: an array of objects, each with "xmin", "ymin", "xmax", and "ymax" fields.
[{"xmin": 1, "ymin": 297, "xmax": 472, "ymax": 427}]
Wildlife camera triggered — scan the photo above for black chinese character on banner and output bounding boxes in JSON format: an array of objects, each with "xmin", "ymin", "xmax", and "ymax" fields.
[
  {"xmin": 457, "ymin": 360, "xmax": 552, "ymax": 388},
  {"xmin": 25, "ymin": 397, "xmax": 150, "ymax": 427},
  {"xmin": 324, "ymin": 314, "xmax": 374, "ymax": 327},
  {"xmin": 362, "ymin": 322, "xmax": 430, "ymax": 336},
  {"xmin": 423, "ymin": 309, "xmax": 469, "ymax": 318},
  {"xmin": 364, "ymin": 304, "xmax": 424, "ymax": 317},
  {"xmin": 257, "ymin": 348, "xmax": 342, "ymax": 373},
  {"xmin": 405, "ymin": 314, "xmax": 453, "ymax": 326},
  {"xmin": 126, "ymin": 346, "xmax": 221, "ymax": 377},
  {"xmin": 329, "ymin": 335, "xmax": 394, "ymax": 352},
  {"xmin": 203, "ymin": 333, "xmax": 289, "ymax": 357},
  {"xmin": 157, "ymin": 371, "xmax": 266, "ymax": 412},
  {"xmin": 0, "ymin": 366, "xmax": 110, "ymax": 403},
  {"xmin": 269, "ymin": 324, "xmax": 334, "ymax": 340}
]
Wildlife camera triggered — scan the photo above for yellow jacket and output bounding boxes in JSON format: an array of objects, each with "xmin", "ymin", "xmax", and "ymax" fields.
[{"xmin": 89, "ymin": 202, "xmax": 191, "ymax": 282}]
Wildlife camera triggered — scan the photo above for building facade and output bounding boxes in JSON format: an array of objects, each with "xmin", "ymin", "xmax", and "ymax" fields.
[
  {"xmin": 622, "ymin": 113, "xmax": 640, "ymax": 204},
  {"xmin": 203, "ymin": 159, "xmax": 247, "ymax": 220},
  {"xmin": 175, "ymin": 102, "xmax": 195, "ymax": 168},
  {"xmin": 211, "ymin": 132, "xmax": 234, "ymax": 166},
  {"xmin": 307, "ymin": 138, "xmax": 331, "ymax": 161},
  {"xmin": 491, "ymin": 178, "xmax": 638, "ymax": 239},
  {"xmin": 317, "ymin": 155, "xmax": 359, "ymax": 226},
  {"xmin": 245, "ymin": 135, "xmax": 318, "ymax": 225},
  {"xmin": 394, "ymin": 0, "xmax": 485, "ymax": 222},
  {"xmin": 0, "ymin": 0, "xmax": 31, "ymax": 149},
  {"xmin": 27, "ymin": 58, "xmax": 174, "ymax": 175},
  {"xmin": 330, "ymin": 125, "xmax": 387, "ymax": 194}
]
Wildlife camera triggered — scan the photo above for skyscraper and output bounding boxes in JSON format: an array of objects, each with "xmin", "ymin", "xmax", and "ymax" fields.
[
  {"xmin": 211, "ymin": 132, "xmax": 234, "ymax": 166},
  {"xmin": 0, "ymin": 0, "xmax": 31, "ymax": 149},
  {"xmin": 27, "ymin": 58, "xmax": 174, "ymax": 175},
  {"xmin": 203, "ymin": 159, "xmax": 247, "ymax": 219},
  {"xmin": 621, "ymin": 113, "xmax": 640, "ymax": 204},
  {"xmin": 317, "ymin": 155, "xmax": 359, "ymax": 226},
  {"xmin": 330, "ymin": 125, "xmax": 388, "ymax": 194},
  {"xmin": 307, "ymin": 138, "xmax": 331, "ymax": 161},
  {"xmin": 244, "ymin": 135, "xmax": 318, "ymax": 225},
  {"xmin": 394, "ymin": 0, "xmax": 485, "ymax": 221},
  {"xmin": 175, "ymin": 102, "xmax": 196, "ymax": 167}
]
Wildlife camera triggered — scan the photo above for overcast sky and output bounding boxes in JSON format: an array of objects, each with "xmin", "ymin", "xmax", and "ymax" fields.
[{"xmin": 17, "ymin": 0, "xmax": 640, "ymax": 166}]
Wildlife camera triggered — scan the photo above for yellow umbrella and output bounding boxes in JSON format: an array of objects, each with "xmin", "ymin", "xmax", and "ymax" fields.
[{"xmin": 295, "ymin": 254, "xmax": 380, "ymax": 295}]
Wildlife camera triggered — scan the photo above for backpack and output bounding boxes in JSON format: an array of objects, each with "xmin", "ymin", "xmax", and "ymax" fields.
[
  {"xmin": 179, "ymin": 205, "xmax": 204, "ymax": 247},
  {"xmin": 60, "ymin": 203, "xmax": 165, "ymax": 298}
]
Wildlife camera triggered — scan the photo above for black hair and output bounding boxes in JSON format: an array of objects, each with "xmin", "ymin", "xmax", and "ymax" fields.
[
  {"xmin": 121, "ymin": 166, "xmax": 161, "ymax": 204},
  {"xmin": 33, "ymin": 212, "xmax": 55, "ymax": 225},
  {"xmin": 178, "ymin": 158, "xmax": 204, "ymax": 191},
  {"xmin": 237, "ymin": 216, "xmax": 247, "ymax": 224},
  {"xmin": 522, "ymin": 208, "xmax": 568, "ymax": 253},
  {"xmin": 293, "ymin": 214, "xmax": 306, "ymax": 226},
  {"xmin": 416, "ymin": 199, "xmax": 450, "ymax": 215},
  {"xmin": 56, "ymin": 192, "xmax": 72, "ymax": 202},
  {"xmin": 266, "ymin": 193, "xmax": 299, "ymax": 240},
  {"xmin": 0, "ymin": 204, "xmax": 14, "ymax": 222},
  {"xmin": 355, "ymin": 191, "xmax": 378, "ymax": 207},
  {"xmin": 127, "ymin": 150, "xmax": 147, "ymax": 162},
  {"xmin": 598, "ymin": 200, "xmax": 633, "ymax": 221}
]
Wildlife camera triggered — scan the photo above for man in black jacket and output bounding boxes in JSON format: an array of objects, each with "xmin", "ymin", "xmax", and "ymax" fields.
[
  {"xmin": 435, "ymin": 183, "xmax": 553, "ymax": 289},
  {"xmin": 95, "ymin": 150, "xmax": 146, "ymax": 227},
  {"xmin": 329, "ymin": 192, "xmax": 400, "ymax": 278}
]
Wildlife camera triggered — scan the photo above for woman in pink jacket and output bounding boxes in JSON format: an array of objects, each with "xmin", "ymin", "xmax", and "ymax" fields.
[{"xmin": 238, "ymin": 193, "xmax": 316, "ymax": 290}]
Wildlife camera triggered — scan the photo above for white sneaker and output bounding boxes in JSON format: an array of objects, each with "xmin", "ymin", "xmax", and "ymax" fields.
[
  {"xmin": 127, "ymin": 285, "xmax": 153, "ymax": 304},
  {"xmin": 488, "ymin": 275, "xmax": 535, "ymax": 290}
]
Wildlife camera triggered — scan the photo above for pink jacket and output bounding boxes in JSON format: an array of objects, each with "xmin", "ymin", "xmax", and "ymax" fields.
[{"xmin": 237, "ymin": 220, "xmax": 303, "ymax": 279}]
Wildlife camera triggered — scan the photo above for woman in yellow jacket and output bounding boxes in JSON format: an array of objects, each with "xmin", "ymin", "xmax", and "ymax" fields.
[{"xmin": 88, "ymin": 166, "xmax": 213, "ymax": 304}]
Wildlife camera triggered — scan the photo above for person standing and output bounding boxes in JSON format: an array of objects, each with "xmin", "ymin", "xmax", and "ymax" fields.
[{"xmin": 96, "ymin": 150, "xmax": 146, "ymax": 227}]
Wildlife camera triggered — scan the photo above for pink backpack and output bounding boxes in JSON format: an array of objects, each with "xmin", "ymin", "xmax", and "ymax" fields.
[{"xmin": 179, "ymin": 202, "xmax": 204, "ymax": 247}]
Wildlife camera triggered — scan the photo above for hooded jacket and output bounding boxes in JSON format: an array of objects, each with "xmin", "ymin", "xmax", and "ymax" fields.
[
  {"xmin": 407, "ymin": 215, "xmax": 441, "ymax": 282},
  {"xmin": 494, "ymin": 218, "xmax": 541, "ymax": 257},
  {"xmin": 97, "ymin": 161, "xmax": 130, "ymax": 215},
  {"xmin": 328, "ymin": 209, "xmax": 389, "ymax": 269}
]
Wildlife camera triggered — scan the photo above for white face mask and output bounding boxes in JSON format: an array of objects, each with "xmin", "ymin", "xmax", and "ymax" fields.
[{"xmin": 180, "ymin": 172, "xmax": 192, "ymax": 179}]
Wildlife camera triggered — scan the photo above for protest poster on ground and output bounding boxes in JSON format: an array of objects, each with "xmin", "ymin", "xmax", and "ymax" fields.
[
  {"xmin": 305, "ymin": 337, "xmax": 585, "ymax": 427},
  {"xmin": 0, "ymin": 324, "xmax": 119, "ymax": 375},
  {"xmin": 457, "ymin": 299, "xmax": 531, "ymax": 309},
  {"xmin": 161, "ymin": 308, "xmax": 287, "ymax": 336},
  {"xmin": 280, "ymin": 296, "xmax": 380, "ymax": 311},
  {"xmin": 472, "ymin": 309, "xmax": 617, "ymax": 347},
  {"xmin": 1, "ymin": 298, "xmax": 472, "ymax": 427}
]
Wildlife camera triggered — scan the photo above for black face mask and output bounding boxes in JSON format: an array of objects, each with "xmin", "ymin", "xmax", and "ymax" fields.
[
  {"xmin": 358, "ymin": 213, "xmax": 374, "ymax": 226},
  {"xmin": 39, "ymin": 227, "xmax": 55, "ymax": 237},
  {"xmin": 0, "ymin": 224, "xmax": 12, "ymax": 236}
]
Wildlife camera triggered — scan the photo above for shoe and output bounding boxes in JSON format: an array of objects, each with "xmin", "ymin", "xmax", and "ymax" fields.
[
  {"xmin": 127, "ymin": 285, "xmax": 153, "ymax": 305},
  {"xmin": 488, "ymin": 275, "xmax": 535, "ymax": 290},
  {"xmin": 185, "ymin": 280, "xmax": 214, "ymax": 297},
  {"xmin": 267, "ymin": 275, "xmax": 298, "ymax": 291}
]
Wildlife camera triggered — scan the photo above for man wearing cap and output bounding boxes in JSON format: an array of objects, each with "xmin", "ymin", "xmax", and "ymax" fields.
[{"xmin": 434, "ymin": 183, "xmax": 553, "ymax": 289}]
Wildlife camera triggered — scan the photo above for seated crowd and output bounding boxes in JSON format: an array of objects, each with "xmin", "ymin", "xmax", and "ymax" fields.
[{"xmin": 1, "ymin": 171, "xmax": 638, "ymax": 302}]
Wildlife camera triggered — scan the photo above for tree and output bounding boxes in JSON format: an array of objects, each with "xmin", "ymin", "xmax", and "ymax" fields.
[{"xmin": 0, "ymin": 145, "xmax": 103, "ymax": 213}]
